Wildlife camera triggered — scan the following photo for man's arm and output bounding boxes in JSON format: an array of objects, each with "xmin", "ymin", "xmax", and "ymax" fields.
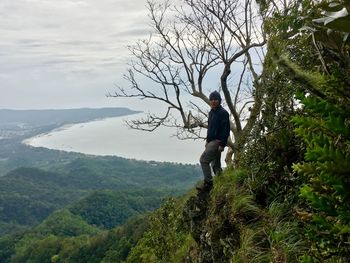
[{"xmin": 218, "ymin": 111, "xmax": 230, "ymax": 148}]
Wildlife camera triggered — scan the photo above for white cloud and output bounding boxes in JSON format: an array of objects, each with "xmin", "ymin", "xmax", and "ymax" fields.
[{"xmin": 0, "ymin": 0, "xmax": 151, "ymax": 109}]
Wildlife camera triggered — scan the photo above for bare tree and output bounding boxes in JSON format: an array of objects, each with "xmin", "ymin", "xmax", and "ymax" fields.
[{"xmin": 110, "ymin": 0, "xmax": 266, "ymax": 166}]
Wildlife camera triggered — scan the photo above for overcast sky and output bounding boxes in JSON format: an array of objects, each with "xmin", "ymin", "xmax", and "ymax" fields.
[{"xmin": 0, "ymin": 0, "xmax": 156, "ymax": 110}]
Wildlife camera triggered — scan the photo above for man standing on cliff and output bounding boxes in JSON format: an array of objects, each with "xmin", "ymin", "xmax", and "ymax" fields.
[{"xmin": 197, "ymin": 91, "xmax": 230, "ymax": 192}]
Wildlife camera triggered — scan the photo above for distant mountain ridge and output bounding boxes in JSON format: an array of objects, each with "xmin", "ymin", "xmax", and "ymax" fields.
[{"xmin": 0, "ymin": 108, "xmax": 141, "ymax": 126}]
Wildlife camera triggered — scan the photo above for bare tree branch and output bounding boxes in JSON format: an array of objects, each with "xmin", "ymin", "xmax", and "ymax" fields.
[{"xmin": 112, "ymin": 0, "xmax": 268, "ymax": 165}]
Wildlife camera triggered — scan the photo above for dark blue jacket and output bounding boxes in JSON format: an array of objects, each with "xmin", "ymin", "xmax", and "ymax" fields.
[{"xmin": 206, "ymin": 106, "xmax": 230, "ymax": 147}]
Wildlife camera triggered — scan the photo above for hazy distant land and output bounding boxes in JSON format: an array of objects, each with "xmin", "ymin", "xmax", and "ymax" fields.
[
  {"xmin": 0, "ymin": 108, "xmax": 140, "ymax": 128},
  {"xmin": 0, "ymin": 108, "xmax": 141, "ymax": 175},
  {"xmin": 0, "ymin": 107, "xmax": 205, "ymax": 175}
]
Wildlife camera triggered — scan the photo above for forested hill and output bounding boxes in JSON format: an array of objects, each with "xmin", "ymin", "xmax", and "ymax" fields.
[
  {"xmin": 0, "ymin": 107, "xmax": 140, "ymax": 127},
  {"xmin": 0, "ymin": 156, "xmax": 201, "ymax": 236},
  {"xmin": 0, "ymin": 157, "xmax": 202, "ymax": 262}
]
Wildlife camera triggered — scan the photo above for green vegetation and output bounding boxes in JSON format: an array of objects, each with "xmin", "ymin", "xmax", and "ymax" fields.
[
  {"xmin": 293, "ymin": 90, "xmax": 350, "ymax": 261},
  {"xmin": 0, "ymin": 141, "xmax": 84, "ymax": 176},
  {"xmin": 69, "ymin": 189, "xmax": 164, "ymax": 229},
  {"xmin": 33, "ymin": 209, "xmax": 101, "ymax": 237},
  {"xmin": 289, "ymin": 4, "xmax": 350, "ymax": 259},
  {"xmin": 0, "ymin": 213, "xmax": 149, "ymax": 263},
  {"xmin": 0, "ymin": 167, "xmax": 82, "ymax": 231},
  {"xmin": 1, "ymin": 0, "xmax": 350, "ymax": 262},
  {"xmin": 0, "ymin": 158, "xmax": 200, "ymax": 235},
  {"xmin": 0, "ymin": 101, "xmax": 201, "ymax": 262},
  {"xmin": 115, "ymin": 0, "xmax": 350, "ymax": 262},
  {"xmin": 126, "ymin": 170, "xmax": 306, "ymax": 263}
]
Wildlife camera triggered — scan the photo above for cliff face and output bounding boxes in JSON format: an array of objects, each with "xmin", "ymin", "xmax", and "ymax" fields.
[{"xmin": 126, "ymin": 169, "xmax": 305, "ymax": 263}]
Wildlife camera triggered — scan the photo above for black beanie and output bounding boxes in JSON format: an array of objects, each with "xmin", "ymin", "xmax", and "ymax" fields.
[{"xmin": 209, "ymin": 91, "xmax": 221, "ymax": 102}]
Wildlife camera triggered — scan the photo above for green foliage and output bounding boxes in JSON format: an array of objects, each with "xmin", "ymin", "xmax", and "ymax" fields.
[
  {"xmin": 230, "ymin": 201, "xmax": 305, "ymax": 263},
  {"xmin": 126, "ymin": 197, "xmax": 189, "ymax": 263},
  {"xmin": 289, "ymin": 1, "xmax": 350, "ymax": 259},
  {"xmin": 55, "ymin": 215, "xmax": 149, "ymax": 263},
  {"xmin": 125, "ymin": 170, "xmax": 306, "ymax": 263},
  {"xmin": 241, "ymin": 0, "xmax": 311, "ymax": 208},
  {"xmin": 2, "ymin": 1, "xmax": 350, "ymax": 262},
  {"xmin": 0, "ymin": 212, "xmax": 149, "ymax": 263},
  {"xmin": 209, "ymin": 171, "xmax": 264, "ymax": 262},
  {"xmin": 292, "ymin": 90, "xmax": 350, "ymax": 261},
  {"xmin": 0, "ymin": 157, "xmax": 200, "ymax": 261},
  {"xmin": 265, "ymin": 202, "xmax": 306, "ymax": 262},
  {"xmin": 314, "ymin": 0, "xmax": 350, "ymax": 38},
  {"xmin": 5, "ymin": 209, "xmax": 100, "ymax": 263},
  {"xmin": 0, "ymin": 167, "xmax": 82, "ymax": 229},
  {"xmin": 210, "ymin": 169, "xmax": 260, "ymax": 222},
  {"xmin": 69, "ymin": 189, "xmax": 164, "ymax": 229},
  {"xmin": 211, "ymin": 171, "xmax": 305, "ymax": 263},
  {"xmin": 2, "ymin": 168, "xmax": 305, "ymax": 263},
  {"xmin": 11, "ymin": 235, "xmax": 65, "ymax": 263},
  {"xmin": 0, "ymin": 156, "xmax": 201, "ymax": 235},
  {"xmin": 34, "ymin": 209, "xmax": 101, "ymax": 237},
  {"xmin": 0, "ymin": 233, "xmax": 24, "ymax": 263}
]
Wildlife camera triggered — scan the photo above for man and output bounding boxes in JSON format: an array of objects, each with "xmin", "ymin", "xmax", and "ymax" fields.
[{"xmin": 197, "ymin": 91, "xmax": 230, "ymax": 191}]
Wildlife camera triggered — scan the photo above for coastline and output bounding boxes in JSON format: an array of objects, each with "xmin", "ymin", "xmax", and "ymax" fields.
[
  {"xmin": 21, "ymin": 115, "xmax": 205, "ymax": 165},
  {"xmin": 21, "ymin": 111, "xmax": 142, "ymax": 148}
]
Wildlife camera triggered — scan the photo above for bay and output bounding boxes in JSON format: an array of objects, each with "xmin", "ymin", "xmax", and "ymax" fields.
[{"xmin": 23, "ymin": 114, "xmax": 211, "ymax": 164}]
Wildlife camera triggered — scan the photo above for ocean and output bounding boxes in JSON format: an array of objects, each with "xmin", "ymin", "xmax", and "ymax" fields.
[{"xmin": 23, "ymin": 114, "xmax": 213, "ymax": 164}]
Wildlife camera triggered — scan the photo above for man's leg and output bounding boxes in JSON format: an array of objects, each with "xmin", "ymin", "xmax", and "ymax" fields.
[
  {"xmin": 212, "ymin": 151, "xmax": 222, "ymax": 176},
  {"xmin": 200, "ymin": 141, "xmax": 220, "ymax": 183}
]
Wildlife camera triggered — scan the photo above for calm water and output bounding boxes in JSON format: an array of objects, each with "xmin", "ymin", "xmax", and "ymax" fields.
[{"xmin": 23, "ymin": 115, "xmax": 214, "ymax": 164}]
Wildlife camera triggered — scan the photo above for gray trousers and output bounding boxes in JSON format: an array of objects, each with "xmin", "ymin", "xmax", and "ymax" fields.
[{"xmin": 200, "ymin": 140, "xmax": 222, "ymax": 182}]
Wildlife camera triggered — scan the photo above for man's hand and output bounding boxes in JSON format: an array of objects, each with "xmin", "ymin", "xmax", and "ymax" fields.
[{"xmin": 218, "ymin": 146, "xmax": 224, "ymax": 152}]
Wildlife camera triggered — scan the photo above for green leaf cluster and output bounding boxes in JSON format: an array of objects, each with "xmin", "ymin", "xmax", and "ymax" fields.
[
  {"xmin": 292, "ymin": 89, "xmax": 350, "ymax": 261},
  {"xmin": 290, "ymin": 2, "xmax": 350, "ymax": 258},
  {"xmin": 126, "ymin": 197, "xmax": 192, "ymax": 263},
  {"xmin": 0, "ymin": 200, "xmax": 150, "ymax": 263}
]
